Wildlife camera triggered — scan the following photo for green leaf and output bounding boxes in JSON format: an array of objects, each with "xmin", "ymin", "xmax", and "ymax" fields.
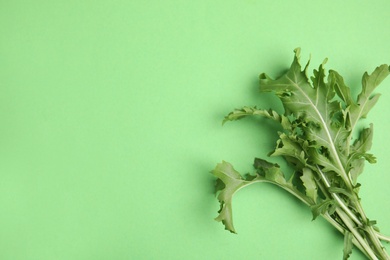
[
  {"xmin": 343, "ymin": 231, "xmax": 353, "ymax": 260},
  {"xmin": 253, "ymin": 158, "xmax": 315, "ymax": 206},
  {"xmin": 211, "ymin": 161, "xmax": 254, "ymax": 233},
  {"xmin": 253, "ymin": 158, "xmax": 291, "ymax": 187},
  {"xmin": 211, "ymin": 160, "xmax": 315, "ymax": 233},
  {"xmin": 311, "ymin": 199, "xmax": 335, "ymax": 220},
  {"xmin": 349, "ymin": 158, "xmax": 365, "ymax": 186},
  {"xmin": 329, "ymin": 70, "xmax": 354, "ymax": 107},
  {"xmin": 349, "ymin": 64, "xmax": 390, "ymax": 129},
  {"xmin": 300, "ymin": 168, "xmax": 318, "ymax": 202},
  {"xmin": 348, "ymin": 124, "xmax": 376, "ymax": 176},
  {"xmin": 309, "ymin": 150, "xmax": 342, "ymax": 175},
  {"xmin": 328, "ymin": 187, "xmax": 353, "ymax": 200},
  {"xmin": 270, "ymin": 133, "xmax": 307, "ymax": 169},
  {"xmin": 351, "ymin": 124, "xmax": 374, "ymax": 155},
  {"xmin": 223, "ymin": 106, "xmax": 290, "ymax": 129}
]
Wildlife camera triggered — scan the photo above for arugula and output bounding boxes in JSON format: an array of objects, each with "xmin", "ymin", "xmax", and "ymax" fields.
[{"xmin": 212, "ymin": 49, "xmax": 390, "ymax": 259}]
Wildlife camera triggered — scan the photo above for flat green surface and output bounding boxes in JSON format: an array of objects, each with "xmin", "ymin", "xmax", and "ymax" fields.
[{"xmin": 1, "ymin": 1, "xmax": 390, "ymax": 259}]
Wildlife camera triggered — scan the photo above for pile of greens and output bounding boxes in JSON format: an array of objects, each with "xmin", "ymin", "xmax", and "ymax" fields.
[{"xmin": 212, "ymin": 49, "xmax": 390, "ymax": 259}]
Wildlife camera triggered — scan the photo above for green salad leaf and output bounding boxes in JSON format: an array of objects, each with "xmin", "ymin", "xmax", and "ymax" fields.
[{"xmin": 212, "ymin": 49, "xmax": 390, "ymax": 259}]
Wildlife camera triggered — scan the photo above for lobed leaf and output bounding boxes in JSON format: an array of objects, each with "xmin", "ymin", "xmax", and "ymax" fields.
[
  {"xmin": 270, "ymin": 133, "xmax": 307, "ymax": 170},
  {"xmin": 349, "ymin": 64, "xmax": 390, "ymax": 129},
  {"xmin": 350, "ymin": 124, "xmax": 374, "ymax": 157},
  {"xmin": 211, "ymin": 161, "xmax": 255, "ymax": 233},
  {"xmin": 311, "ymin": 199, "xmax": 335, "ymax": 220},
  {"xmin": 349, "ymin": 158, "xmax": 365, "ymax": 186},
  {"xmin": 329, "ymin": 70, "xmax": 354, "ymax": 107},
  {"xmin": 222, "ymin": 106, "xmax": 291, "ymax": 129},
  {"xmin": 211, "ymin": 159, "xmax": 315, "ymax": 233},
  {"xmin": 300, "ymin": 168, "xmax": 318, "ymax": 202}
]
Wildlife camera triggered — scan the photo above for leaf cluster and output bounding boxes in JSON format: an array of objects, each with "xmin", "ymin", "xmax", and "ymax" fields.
[{"xmin": 212, "ymin": 49, "xmax": 390, "ymax": 259}]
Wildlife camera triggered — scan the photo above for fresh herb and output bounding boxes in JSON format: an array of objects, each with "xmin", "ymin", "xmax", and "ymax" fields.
[{"xmin": 212, "ymin": 48, "xmax": 390, "ymax": 259}]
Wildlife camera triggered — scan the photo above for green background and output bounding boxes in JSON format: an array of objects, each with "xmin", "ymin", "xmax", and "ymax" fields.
[{"xmin": 1, "ymin": 1, "xmax": 389, "ymax": 259}]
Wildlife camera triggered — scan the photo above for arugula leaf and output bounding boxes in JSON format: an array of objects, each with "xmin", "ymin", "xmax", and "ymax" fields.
[
  {"xmin": 311, "ymin": 199, "xmax": 335, "ymax": 220},
  {"xmin": 212, "ymin": 161, "xmax": 247, "ymax": 233},
  {"xmin": 212, "ymin": 49, "xmax": 390, "ymax": 259},
  {"xmin": 212, "ymin": 160, "xmax": 314, "ymax": 233},
  {"xmin": 349, "ymin": 64, "xmax": 390, "ymax": 129},
  {"xmin": 300, "ymin": 167, "xmax": 318, "ymax": 202},
  {"xmin": 349, "ymin": 124, "xmax": 376, "ymax": 164}
]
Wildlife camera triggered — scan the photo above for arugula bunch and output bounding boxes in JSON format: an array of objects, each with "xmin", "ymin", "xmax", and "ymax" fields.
[{"xmin": 212, "ymin": 49, "xmax": 390, "ymax": 259}]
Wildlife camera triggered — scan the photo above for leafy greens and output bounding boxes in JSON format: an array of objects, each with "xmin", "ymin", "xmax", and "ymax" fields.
[{"xmin": 212, "ymin": 48, "xmax": 390, "ymax": 259}]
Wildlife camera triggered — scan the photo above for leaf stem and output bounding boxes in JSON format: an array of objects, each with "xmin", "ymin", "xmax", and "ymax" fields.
[
  {"xmin": 336, "ymin": 208, "xmax": 379, "ymax": 260},
  {"xmin": 353, "ymin": 197, "xmax": 390, "ymax": 259},
  {"xmin": 317, "ymin": 166, "xmax": 390, "ymax": 259},
  {"xmin": 321, "ymin": 212, "xmax": 369, "ymax": 258},
  {"xmin": 316, "ymin": 166, "xmax": 362, "ymax": 225},
  {"xmin": 377, "ymin": 232, "xmax": 390, "ymax": 243}
]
